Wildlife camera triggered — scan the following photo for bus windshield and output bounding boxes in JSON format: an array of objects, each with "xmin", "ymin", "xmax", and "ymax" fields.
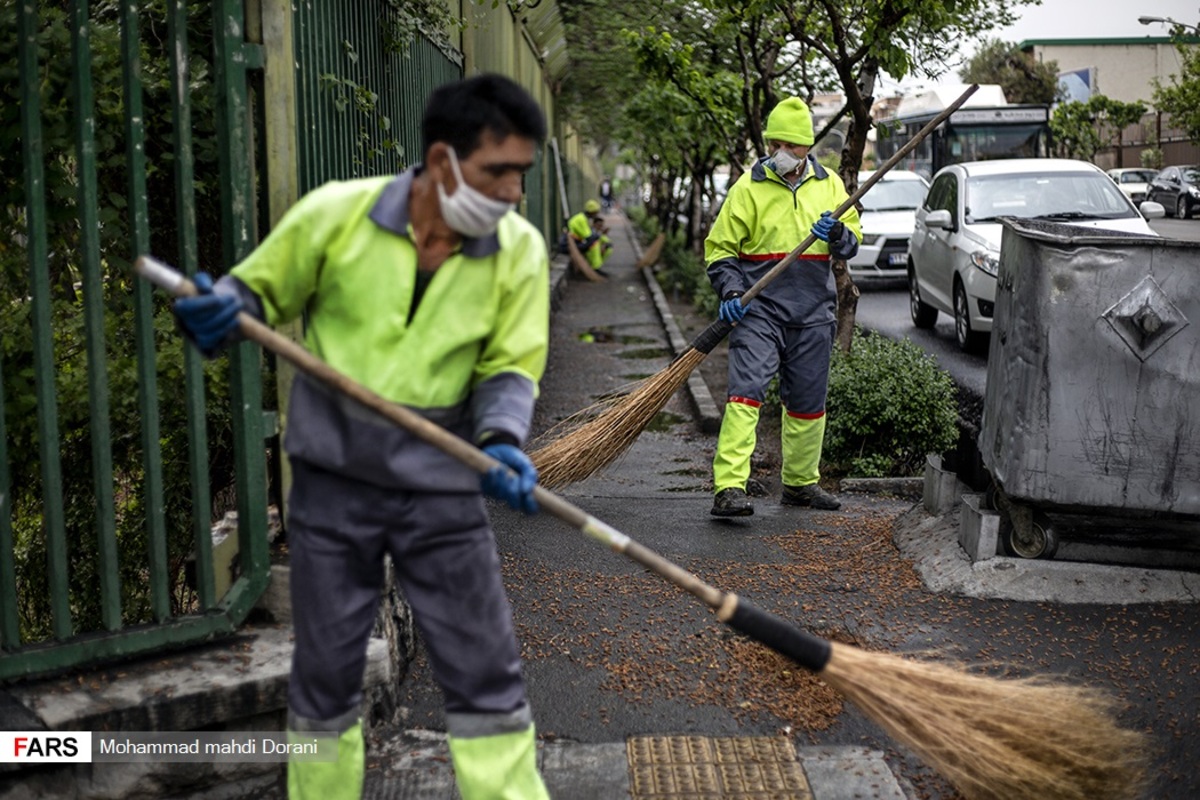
[
  {"xmin": 874, "ymin": 107, "xmax": 1052, "ymax": 180},
  {"xmin": 940, "ymin": 123, "xmax": 1050, "ymax": 167}
]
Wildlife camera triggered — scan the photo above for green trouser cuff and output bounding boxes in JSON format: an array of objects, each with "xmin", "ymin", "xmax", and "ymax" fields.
[
  {"xmin": 586, "ymin": 242, "xmax": 605, "ymax": 267},
  {"xmin": 781, "ymin": 411, "xmax": 825, "ymax": 486},
  {"xmin": 447, "ymin": 725, "xmax": 549, "ymax": 800},
  {"xmin": 287, "ymin": 723, "xmax": 364, "ymax": 800},
  {"xmin": 714, "ymin": 400, "xmax": 760, "ymax": 492}
]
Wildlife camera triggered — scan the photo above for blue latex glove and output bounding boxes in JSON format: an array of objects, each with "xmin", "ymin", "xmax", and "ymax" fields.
[
  {"xmin": 173, "ymin": 272, "xmax": 242, "ymax": 357},
  {"xmin": 810, "ymin": 210, "xmax": 844, "ymax": 243},
  {"xmin": 480, "ymin": 443, "xmax": 539, "ymax": 515},
  {"xmin": 718, "ymin": 294, "xmax": 747, "ymax": 324}
]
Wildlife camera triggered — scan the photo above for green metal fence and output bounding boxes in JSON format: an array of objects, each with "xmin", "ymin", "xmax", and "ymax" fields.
[
  {"xmin": 1, "ymin": 0, "xmax": 590, "ymax": 684},
  {"xmin": 293, "ymin": 4, "xmax": 462, "ymax": 191},
  {"xmin": 0, "ymin": 0, "xmax": 270, "ymax": 682},
  {"xmin": 290, "ymin": 1, "xmax": 564, "ymax": 245}
]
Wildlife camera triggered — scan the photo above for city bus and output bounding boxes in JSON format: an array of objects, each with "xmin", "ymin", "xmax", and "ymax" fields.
[{"xmin": 873, "ymin": 85, "xmax": 1052, "ymax": 179}]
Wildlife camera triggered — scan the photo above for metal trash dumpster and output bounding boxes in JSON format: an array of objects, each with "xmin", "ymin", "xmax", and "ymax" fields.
[{"xmin": 979, "ymin": 218, "xmax": 1200, "ymax": 558}]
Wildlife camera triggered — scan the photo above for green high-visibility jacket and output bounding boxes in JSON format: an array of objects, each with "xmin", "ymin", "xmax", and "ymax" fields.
[
  {"xmin": 705, "ymin": 156, "xmax": 861, "ymax": 327},
  {"xmin": 567, "ymin": 211, "xmax": 609, "ymax": 268},
  {"xmin": 224, "ymin": 168, "xmax": 549, "ymax": 492}
]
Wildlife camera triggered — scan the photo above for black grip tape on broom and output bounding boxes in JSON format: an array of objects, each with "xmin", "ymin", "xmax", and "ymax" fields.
[{"xmin": 690, "ymin": 83, "xmax": 980, "ymax": 356}]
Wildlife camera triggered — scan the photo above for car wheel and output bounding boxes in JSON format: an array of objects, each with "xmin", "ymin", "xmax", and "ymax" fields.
[
  {"xmin": 908, "ymin": 266, "xmax": 938, "ymax": 329},
  {"xmin": 953, "ymin": 280, "xmax": 987, "ymax": 354},
  {"xmin": 1177, "ymin": 196, "xmax": 1192, "ymax": 220}
]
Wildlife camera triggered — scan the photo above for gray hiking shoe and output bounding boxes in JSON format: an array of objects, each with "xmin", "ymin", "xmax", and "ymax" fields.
[
  {"xmin": 711, "ymin": 487, "xmax": 754, "ymax": 517},
  {"xmin": 781, "ymin": 483, "xmax": 842, "ymax": 510}
]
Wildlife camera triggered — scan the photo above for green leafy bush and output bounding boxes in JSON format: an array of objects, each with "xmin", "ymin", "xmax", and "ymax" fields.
[{"xmin": 824, "ymin": 329, "xmax": 958, "ymax": 478}]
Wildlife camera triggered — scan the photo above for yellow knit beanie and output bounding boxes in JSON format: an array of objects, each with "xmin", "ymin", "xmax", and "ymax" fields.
[{"xmin": 763, "ymin": 97, "xmax": 815, "ymax": 146}]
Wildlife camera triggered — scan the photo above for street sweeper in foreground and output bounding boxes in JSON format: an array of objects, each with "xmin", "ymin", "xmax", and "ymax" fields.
[{"xmin": 171, "ymin": 73, "xmax": 551, "ymax": 800}]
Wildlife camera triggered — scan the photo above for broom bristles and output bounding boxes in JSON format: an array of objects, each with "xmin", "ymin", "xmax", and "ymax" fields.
[
  {"xmin": 636, "ymin": 232, "xmax": 667, "ymax": 268},
  {"xmin": 532, "ymin": 349, "xmax": 706, "ymax": 489},
  {"xmin": 821, "ymin": 643, "xmax": 1149, "ymax": 800}
]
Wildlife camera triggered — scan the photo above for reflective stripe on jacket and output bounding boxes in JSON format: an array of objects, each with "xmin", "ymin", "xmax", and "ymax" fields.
[{"xmin": 705, "ymin": 156, "xmax": 861, "ymax": 327}]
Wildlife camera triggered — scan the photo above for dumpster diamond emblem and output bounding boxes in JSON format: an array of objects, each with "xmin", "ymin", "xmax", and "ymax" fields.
[{"xmin": 1102, "ymin": 275, "xmax": 1188, "ymax": 361}]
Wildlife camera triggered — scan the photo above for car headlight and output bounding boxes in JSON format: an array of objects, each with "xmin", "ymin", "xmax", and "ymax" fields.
[
  {"xmin": 1189, "ymin": 186, "xmax": 1200, "ymax": 198},
  {"xmin": 970, "ymin": 250, "xmax": 999, "ymax": 277}
]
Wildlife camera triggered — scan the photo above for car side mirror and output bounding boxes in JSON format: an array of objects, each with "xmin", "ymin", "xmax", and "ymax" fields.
[
  {"xmin": 925, "ymin": 209, "xmax": 954, "ymax": 230},
  {"xmin": 1139, "ymin": 200, "xmax": 1166, "ymax": 220}
]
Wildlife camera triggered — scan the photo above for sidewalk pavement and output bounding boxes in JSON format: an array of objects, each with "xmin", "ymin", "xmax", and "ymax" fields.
[
  {"xmin": 363, "ymin": 729, "xmax": 908, "ymax": 800},
  {"xmin": 363, "ymin": 213, "xmax": 917, "ymax": 799}
]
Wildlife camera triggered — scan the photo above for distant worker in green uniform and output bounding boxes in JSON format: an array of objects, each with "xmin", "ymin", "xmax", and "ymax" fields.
[
  {"xmin": 704, "ymin": 96, "xmax": 862, "ymax": 518},
  {"xmin": 171, "ymin": 74, "xmax": 551, "ymax": 800},
  {"xmin": 567, "ymin": 198, "xmax": 612, "ymax": 273}
]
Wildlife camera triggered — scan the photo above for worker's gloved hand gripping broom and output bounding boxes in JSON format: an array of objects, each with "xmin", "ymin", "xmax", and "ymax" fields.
[
  {"xmin": 138, "ymin": 255, "xmax": 1146, "ymax": 800},
  {"xmin": 532, "ymin": 85, "xmax": 982, "ymax": 490}
]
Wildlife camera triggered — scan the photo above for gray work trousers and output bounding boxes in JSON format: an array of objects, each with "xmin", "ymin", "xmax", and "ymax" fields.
[
  {"xmin": 727, "ymin": 315, "xmax": 835, "ymax": 413},
  {"xmin": 285, "ymin": 459, "xmax": 527, "ymax": 732}
]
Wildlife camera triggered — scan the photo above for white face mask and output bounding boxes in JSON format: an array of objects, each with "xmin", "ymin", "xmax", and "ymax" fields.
[
  {"xmin": 769, "ymin": 147, "xmax": 804, "ymax": 177},
  {"xmin": 437, "ymin": 147, "xmax": 514, "ymax": 238}
]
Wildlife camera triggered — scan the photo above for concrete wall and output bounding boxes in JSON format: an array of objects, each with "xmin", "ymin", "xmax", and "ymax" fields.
[{"xmin": 1024, "ymin": 39, "xmax": 1188, "ymax": 105}]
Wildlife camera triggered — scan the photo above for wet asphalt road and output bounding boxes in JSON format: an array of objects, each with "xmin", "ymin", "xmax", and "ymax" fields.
[
  {"xmin": 853, "ymin": 214, "xmax": 1200, "ymax": 399},
  {"xmin": 389, "ymin": 213, "xmax": 1200, "ymax": 799}
]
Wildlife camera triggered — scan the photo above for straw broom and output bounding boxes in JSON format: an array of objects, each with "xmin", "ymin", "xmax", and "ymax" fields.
[
  {"xmin": 532, "ymin": 84, "xmax": 982, "ymax": 490},
  {"xmin": 138, "ymin": 254, "xmax": 1148, "ymax": 800},
  {"xmin": 636, "ymin": 231, "xmax": 666, "ymax": 269}
]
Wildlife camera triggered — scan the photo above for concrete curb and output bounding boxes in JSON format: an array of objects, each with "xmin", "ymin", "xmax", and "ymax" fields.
[
  {"xmin": 840, "ymin": 476, "xmax": 924, "ymax": 497},
  {"xmin": 548, "ymin": 252, "xmax": 571, "ymax": 312},
  {"xmin": 640, "ymin": 266, "xmax": 724, "ymax": 433},
  {"xmin": 894, "ymin": 504, "xmax": 1200, "ymax": 604},
  {"xmin": 619, "ymin": 221, "xmax": 724, "ymax": 434}
]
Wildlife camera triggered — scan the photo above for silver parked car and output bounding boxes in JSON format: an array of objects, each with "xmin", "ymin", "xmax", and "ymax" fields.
[
  {"xmin": 907, "ymin": 158, "xmax": 1165, "ymax": 353},
  {"xmin": 847, "ymin": 170, "xmax": 929, "ymax": 282}
]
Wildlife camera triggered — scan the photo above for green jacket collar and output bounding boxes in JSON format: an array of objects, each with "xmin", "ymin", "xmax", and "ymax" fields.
[{"xmin": 368, "ymin": 166, "xmax": 502, "ymax": 258}]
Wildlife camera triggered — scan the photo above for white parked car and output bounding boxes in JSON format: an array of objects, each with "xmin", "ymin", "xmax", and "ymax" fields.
[
  {"xmin": 1106, "ymin": 167, "xmax": 1159, "ymax": 205},
  {"xmin": 848, "ymin": 170, "xmax": 930, "ymax": 282},
  {"xmin": 907, "ymin": 158, "xmax": 1165, "ymax": 353}
]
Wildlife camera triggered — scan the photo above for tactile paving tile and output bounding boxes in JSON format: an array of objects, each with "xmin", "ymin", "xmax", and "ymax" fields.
[{"xmin": 627, "ymin": 735, "xmax": 813, "ymax": 799}]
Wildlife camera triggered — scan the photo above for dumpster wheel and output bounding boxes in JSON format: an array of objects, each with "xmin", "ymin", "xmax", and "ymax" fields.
[
  {"xmin": 1001, "ymin": 511, "xmax": 1059, "ymax": 560},
  {"xmin": 986, "ymin": 484, "xmax": 1060, "ymax": 559}
]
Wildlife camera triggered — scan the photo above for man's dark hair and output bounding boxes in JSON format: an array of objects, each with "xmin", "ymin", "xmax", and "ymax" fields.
[{"xmin": 422, "ymin": 73, "xmax": 547, "ymax": 157}]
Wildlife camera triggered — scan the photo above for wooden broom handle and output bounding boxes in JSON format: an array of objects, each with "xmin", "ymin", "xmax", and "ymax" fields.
[{"xmin": 135, "ymin": 256, "xmax": 727, "ymax": 610}]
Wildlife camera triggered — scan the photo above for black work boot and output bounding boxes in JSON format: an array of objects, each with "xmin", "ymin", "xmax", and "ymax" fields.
[
  {"xmin": 781, "ymin": 483, "xmax": 842, "ymax": 510},
  {"xmin": 711, "ymin": 487, "xmax": 754, "ymax": 517}
]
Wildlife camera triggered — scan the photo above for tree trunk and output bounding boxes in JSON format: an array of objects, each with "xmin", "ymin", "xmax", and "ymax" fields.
[
  {"xmin": 833, "ymin": 60, "xmax": 879, "ymax": 353},
  {"xmin": 833, "ymin": 258, "xmax": 860, "ymax": 352}
]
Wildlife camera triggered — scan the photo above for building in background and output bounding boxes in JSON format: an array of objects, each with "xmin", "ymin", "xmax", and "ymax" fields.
[
  {"xmin": 1018, "ymin": 36, "xmax": 1187, "ymax": 104},
  {"xmin": 1018, "ymin": 36, "xmax": 1200, "ymax": 167}
]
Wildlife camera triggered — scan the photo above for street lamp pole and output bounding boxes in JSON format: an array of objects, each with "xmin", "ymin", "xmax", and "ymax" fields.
[{"xmin": 1138, "ymin": 14, "xmax": 1200, "ymax": 35}]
